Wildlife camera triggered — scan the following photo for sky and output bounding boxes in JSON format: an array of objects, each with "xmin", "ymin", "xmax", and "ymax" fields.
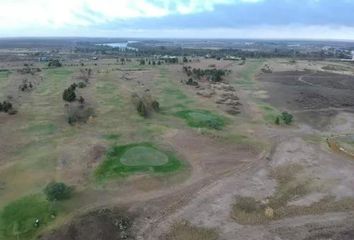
[{"xmin": 1, "ymin": 0, "xmax": 354, "ymax": 39}]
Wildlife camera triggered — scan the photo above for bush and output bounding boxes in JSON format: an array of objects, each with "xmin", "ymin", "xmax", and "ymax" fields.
[
  {"xmin": 78, "ymin": 82, "xmax": 86, "ymax": 88},
  {"xmin": 281, "ymin": 112, "xmax": 293, "ymax": 125},
  {"xmin": 48, "ymin": 59, "xmax": 62, "ymax": 68},
  {"xmin": 132, "ymin": 92, "xmax": 160, "ymax": 118},
  {"xmin": 151, "ymin": 100, "xmax": 160, "ymax": 112},
  {"xmin": 137, "ymin": 101, "xmax": 148, "ymax": 117},
  {"xmin": 44, "ymin": 182, "xmax": 72, "ymax": 201},
  {"xmin": 0, "ymin": 101, "xmax": 13, "ymax": 113},
  {"xmin": 78, "ymin": 96, "xmax": 85, "ymax": 104},
  {"xmin": 234, "ymin": 196, "xmax": 263, "ymax": 213},
  {"xmin": 62, "ymin": 88, "xmax": 76, "ymax": 102},
  {"xmin": 66, "ymin": 104, "xmax": 94, "ymax": 125}
]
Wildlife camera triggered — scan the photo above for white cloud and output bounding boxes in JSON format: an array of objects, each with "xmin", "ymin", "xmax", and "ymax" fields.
[{"xmin": 0, "ymin": 0, "xmax": 238, "ymax": 29}]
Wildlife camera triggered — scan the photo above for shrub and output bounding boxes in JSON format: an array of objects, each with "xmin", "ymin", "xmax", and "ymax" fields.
[
  {"xmin": 62, "ymin": 88, "xmax": 76, "ymax": 102},
  {"xmin": 0, "ymin": 101, "xmax": 13, "ymax": 112},
  {"xmin": 281, "ymin": 112, "xmax": 293, "ymax": 125},
  {"xmin": 48, "ymin": 59, "xmax": 62, "ymax": 68},
  {"xmin": 234, "ymin": 196, "xmax": 263, "ymax": 213},
  {"xmin": 66, "ymin": 104, "xmax": 94, "ymax": 125},
  {"xmin": 132, "ymin": 92, "xmax": 160, "ymax": 118},
  {"xmin": 275, "ymin": 116, "xmax": 280, "ymax": 125},
  {"xmin": 78, "ymin": 96, "xmax": 85, "ymax": 104},
  {"xmin": 186, "ymin": 78, "xmax": 198, "ymax": 86},
  {"xmin": 44, "ymin": 182, "xmax": 72, "ymax": 201},
  {"xmin": 78, "ymin": 82, "xmax": 86, "ymax": 88},
  {"xmin": 69, "ymin": 83, "xmax": 77, "ymax": 91},
  {"xmin": 137, "ymin": 101, "xmax": 148, "ymax": 117},
  {"xmin": 151, "ymin": 100, "xmax": 160, "ymax": 112}
]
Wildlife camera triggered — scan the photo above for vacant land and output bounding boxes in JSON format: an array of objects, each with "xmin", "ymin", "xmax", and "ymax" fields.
[{"xmin": 0, "ymin": 55, "xmax": 354, "ymax": 240}]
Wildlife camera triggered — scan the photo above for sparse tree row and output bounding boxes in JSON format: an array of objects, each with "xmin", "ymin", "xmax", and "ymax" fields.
[
  {"xmin": 62, "ymin": 68, "xmax": 94, "ymax": 125},
  {"xmin": 183, "ymin": 66, "xmax": 230, "ymax": 83}
]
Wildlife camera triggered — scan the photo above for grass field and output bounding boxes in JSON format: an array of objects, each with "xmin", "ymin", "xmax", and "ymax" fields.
[
  {"xmin": 176, "ymin": 110, "xmax": 226, "ymax": 130},
  {"xmin": 0, "ymin": 57, "xmax": 301, "ymax": 240},
  {"xmin": 234, "ymin": 60, "xmax": 264, "ymax": 88},
  {"xmin": 95, "ymin": 143, "xmax": 183, "ymax": 181},
  {"xmin": 0, "ymin": 195, "xmax": 55, "ymax": 240}
]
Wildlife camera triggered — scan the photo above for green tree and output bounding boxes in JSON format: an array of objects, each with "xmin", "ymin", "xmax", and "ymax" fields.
[
  {"xmin": 48, "ymin": 59, "xmax": 62, "ymax": 68},
  {"xmin": 44, "ymin": 182, "xmax": 72, "ymax": 201},
  {"xmin": 281, "ymin": 112, "xmax": 293, "ymax": 125},
  {"xmin": 62, "ymin": 88, "xmax": 76, "ymax": 102},
  {"xmin": 137, "ymin": 101, "xmax": 147, "ymax": 117},
  {"xmin": 151, "ymin": 100, "xmax": 160, "ymax": 112}
]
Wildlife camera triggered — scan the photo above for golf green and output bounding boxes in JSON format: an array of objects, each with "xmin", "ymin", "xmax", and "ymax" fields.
[
  {"xmin": 120, "ymin": 146, "xmax": 169, "ymax": 166},
  {"xmin": 95, "ymin": 143, "xmax": 183, "ymax": 180}
]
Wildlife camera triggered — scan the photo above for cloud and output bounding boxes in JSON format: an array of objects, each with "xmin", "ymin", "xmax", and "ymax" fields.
[
  {"xmin": 1, "ymin": 0, "xmax": 354, "ymax": 39},
  {"xmin": 0, "ymin": 0, "xmax": 238, "ymax": 29}
]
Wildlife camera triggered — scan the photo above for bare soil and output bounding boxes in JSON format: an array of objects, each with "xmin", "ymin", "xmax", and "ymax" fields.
[
  {"xmin": 39, "ymin": 208, "xmax": 134, "ymax": 240},
  {"xmin": 258, "ymin": 70, "xmax": 354, "ymax": 128}
]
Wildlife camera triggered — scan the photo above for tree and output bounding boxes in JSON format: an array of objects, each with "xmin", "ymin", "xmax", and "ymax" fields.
[
  {"xmin": 151, "ymin": 100, "xmax": 160, "ymax": 112},
  {"xmin": 137, "ymin": 101, "xmax": 148, "ymax": 117},
  {"xmin": 78, "ymin": 96, "xmax": 85, "ymax": 104},
  {"xmin": 281, "ymin": 112, "xmax": 293, "ymax": 125},
  {"xmin": 44, "ymin": 182, "xmax": 72, "ymax": 201},
  {"xmin": 62, "ymin": 88, "xmax": 76, "ymax": 102},
  {"xmin": 48, "ymin": 59, "xmax": 62, "ymax": 68},
  {"xmin": 78, "ymin": 82, "xmax": 86, "ymax": 88},
  {"xmin": 0, "ymin": 101, "xmax": 13, "ymax": 112},
  {"xmin": 275, "ymin": 116, "xmax": 280, "ymax": 125}
]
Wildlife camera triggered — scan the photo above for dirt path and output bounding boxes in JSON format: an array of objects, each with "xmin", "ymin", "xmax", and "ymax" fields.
[{"xmin": 297, "ymin": 74, "xmax": 315, "ymax": 86}]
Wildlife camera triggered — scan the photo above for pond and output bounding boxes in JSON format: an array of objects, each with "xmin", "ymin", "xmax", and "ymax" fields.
[{"xmin": 96, "ymin": 41, "xmax": 138, "ymax": 51}]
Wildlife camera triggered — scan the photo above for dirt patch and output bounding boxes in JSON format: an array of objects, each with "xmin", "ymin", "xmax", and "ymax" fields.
[
  {"xmin": 87, "ymin": 144, "xmax": 106, "ymax": 166},
  {"xmin": 258, "ymin": 71, "xmax": 354, "ymax": 128},
  {"xmin": 272, "ymin": 214, "xmax": 354, "ymax": 240},
  {"xmin": 163, "ymin": 129, "xmax": 257, "ymax": 174},
  {"xmin": 39, "ymin": 208, "xmax": 134, "ymax": 240}
]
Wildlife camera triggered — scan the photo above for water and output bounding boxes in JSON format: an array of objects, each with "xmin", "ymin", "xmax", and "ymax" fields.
[{"xmin": 96, "ymin": 41, "xmax": 138, "ymax": 51}]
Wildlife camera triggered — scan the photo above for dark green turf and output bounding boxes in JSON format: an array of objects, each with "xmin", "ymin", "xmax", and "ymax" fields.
[
  {"xmin": 176, "ymin": 110, "xmax": 226, "ymax": 130},
  {"xmin": 95, "ymin": 143, "xmax": 183, "ymax": 181},
  {"xmin": 0, "ymin": 195, "xmax": 55, "ymax": 240}
]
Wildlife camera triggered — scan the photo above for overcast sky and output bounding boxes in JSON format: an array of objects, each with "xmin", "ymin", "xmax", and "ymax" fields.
[{"xmin": 1, "ymin": 0, "xmax": 354, "ymax": 39}]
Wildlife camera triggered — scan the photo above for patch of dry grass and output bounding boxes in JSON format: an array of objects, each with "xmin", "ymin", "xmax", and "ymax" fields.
[
  {"xmin": 165, "ymin": 221, "xmax": 218, "ymax": 240},
  {"xmin": 233, "ymin": 163, "xmax": 354, "ymax": 225}
]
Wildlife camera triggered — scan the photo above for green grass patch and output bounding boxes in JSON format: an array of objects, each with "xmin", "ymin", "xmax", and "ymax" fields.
[
  {"xmin": 0, "ymin": 195, "xmax": 55, "ymax": 240},
  {"xmin": 45, "ymin": 68, "xmax": 73, "ymax": 77},
  {"xmin": 176, "ymin": 110, "xmax": 226, "ymax": 130},
  {"xmin": 0, "ymin": 71, "xmax": 9, "ymax": 80},
  {"xmin": 120, "ymin": 146, "xmax": 169, "ymax": 166},
  {"xmin": 95, "ymin": 143, "xmax": 183, "ymax": 181},
  {"xmin": 103, "ymin": 134, "xmax": 120, "ymax": 141},
  {"xmin": 235, "ymin": 60, "xmax": 264, "ymax": 87},
  {"xmin": 258, "ymin": 104, "xmax": 281, "ymax": 124},
  {"xmin": 26, "ymin": 122, "xmax": 57, "ymax": 135}
]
